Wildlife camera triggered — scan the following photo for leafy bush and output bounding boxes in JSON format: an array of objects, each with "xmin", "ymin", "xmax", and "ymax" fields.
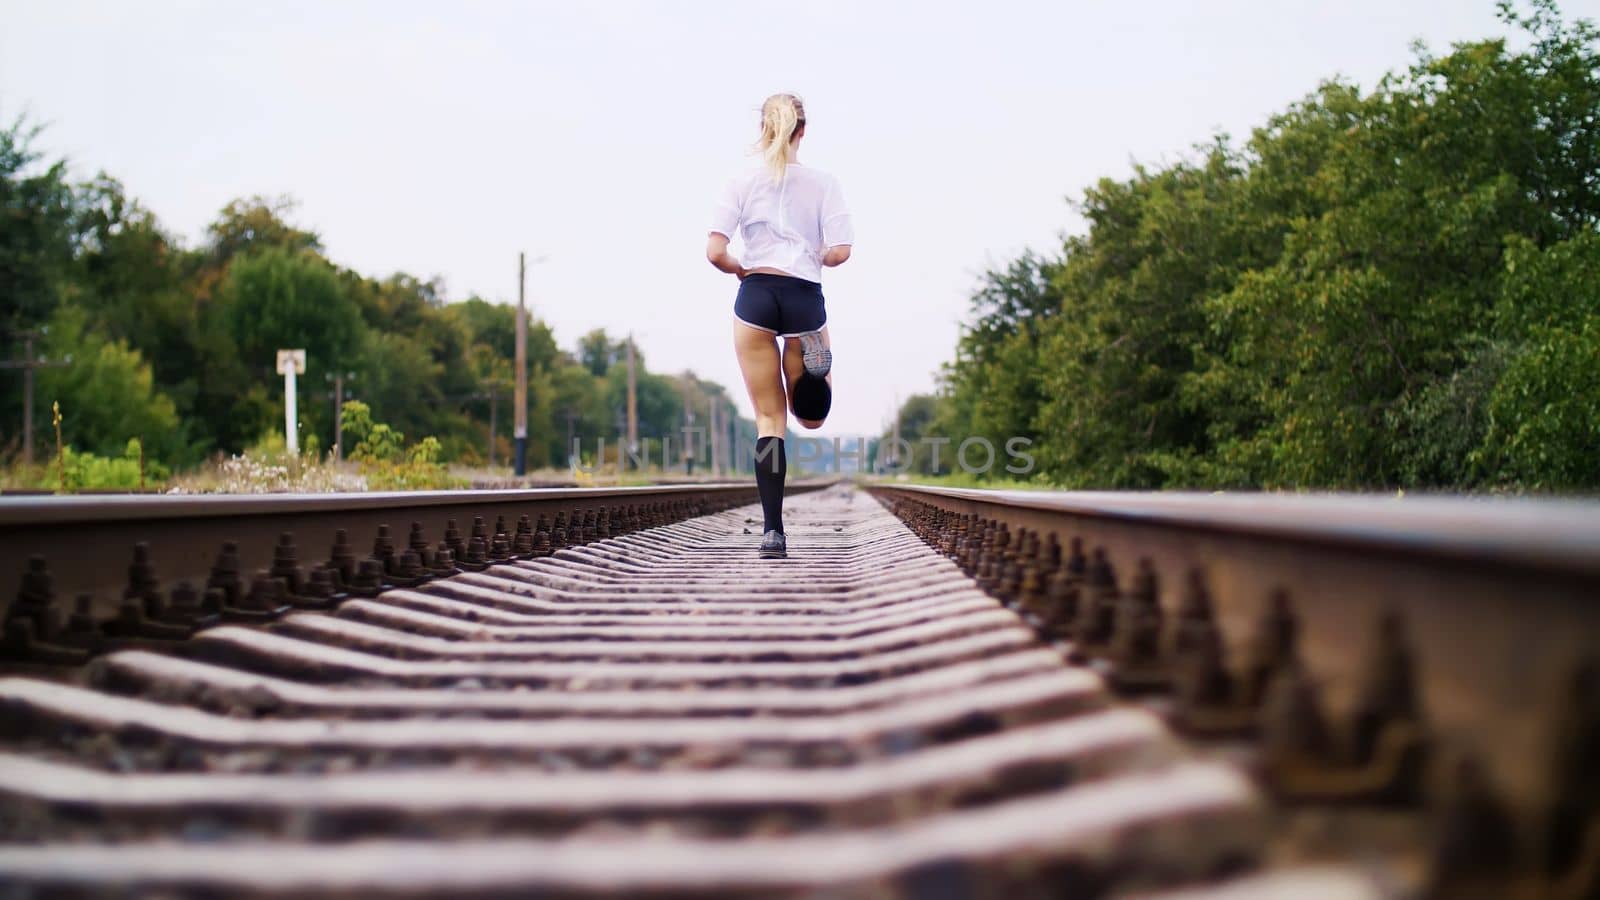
[
  {"xmin": 341, "ymin": 401, "xmax": 460, "ymax": 490},
  {"xmin": 40, "ymin": 439, "xmax": 169, "ymax": 492},
  {"xmin": 1475, "ymin": 321, "xmax": 1600, "ymax": 489},
  {"xmin": 36, "ymin": 307, "xmax": 184, "ymax": 461}
]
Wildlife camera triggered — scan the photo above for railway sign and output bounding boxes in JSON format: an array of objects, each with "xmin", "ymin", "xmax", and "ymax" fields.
[
  {"xmin": 277, "ymin": 349, "xmax": 307, "ymax": 456},
  {"xmin": 275, "ymin": 349, "xmax": 306, "ymax": 375}
]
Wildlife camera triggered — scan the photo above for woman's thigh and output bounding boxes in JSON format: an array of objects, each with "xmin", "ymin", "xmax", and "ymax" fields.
[{"xmin": 734, "ymin": 319, "xmax": 787, "ymax": 438}]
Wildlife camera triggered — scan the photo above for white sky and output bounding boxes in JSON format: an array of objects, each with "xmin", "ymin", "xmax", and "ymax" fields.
[{"xmin": 4, "ymin": 0, "xmax": 1590, "ymax": 437}]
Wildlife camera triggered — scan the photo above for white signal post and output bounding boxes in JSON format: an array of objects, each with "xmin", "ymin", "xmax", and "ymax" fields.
[{"xmin": 276, "ymin": 349, "xmax": 307, "ymax": 456}]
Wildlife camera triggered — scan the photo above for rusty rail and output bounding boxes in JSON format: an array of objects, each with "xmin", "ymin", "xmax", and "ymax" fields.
[
  {"xmin": 868, "ymin": 483, "xmax": 1600, "ymax": 899},
  {"xmin": 0, "ymin": 482, "xmax": 796, "ymax": 630}
]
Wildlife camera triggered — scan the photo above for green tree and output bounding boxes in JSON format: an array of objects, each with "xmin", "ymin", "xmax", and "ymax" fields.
[
  {"xmin": 0, "ymin": 115, "xmax": 74, "ymax": 331},
  {"xmin": 222, "ymin": 246, "xmax": 363, "ymax": 368},
  {"xmin": 578, "ymin": 329, "xmax": 621, "ymax": 376},
  {"xmin": 446, "ymin": 297, "xmax": 516, "ymax": 360},
  {"xmin": 879, "ymin": 393, "xmax": 950, "ymax": 474},
  {"xmin": 1472, "ymin": 232, "xmax": 1600, "ymax": 488},
  {"xmin": 1202, "ymin": 2, "xmax": 1600, "ymax": 487},
  {"xmin": 214, "ymin": 246, "xmax": 366, "ymax": 458},
  {"xmin": 35, "ymin": 306, "xmax": 182, "ymax": 460},
  {"xmin": 71, "ymin": 175, "xmax": 205, "ymax": 452},
  {"xmin": 206, "ymin": 195, "xmax": 321, "ymax": 264},
  {"xmin": 936, "ymin": 253, "xmax": 1059, "ymax": 458},
  {"xmin": 938, "ymin": 0, "xmax": 1600, "ymax": 492},
  {"xmin": 1033, "ymin": 147, "xmax": 1262, "ymax": 487}
]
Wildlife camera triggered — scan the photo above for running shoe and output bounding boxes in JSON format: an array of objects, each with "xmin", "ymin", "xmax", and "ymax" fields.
[
  {"xmin": 758, "ymin": 530, "xmax": 787, "ymax": 559},
  {"xmin": 791, "ymin": 372, "xmax": 832, "ymax": 422},
  {"xmin": 796, "ymin": 330, "xmax": 831, "ymax": 378}
]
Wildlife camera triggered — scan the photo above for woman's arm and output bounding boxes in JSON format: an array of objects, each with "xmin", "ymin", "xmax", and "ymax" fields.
[
  {"xmin": 706, "ymin": 233, "xmax": 746, "ymax": 279},
  {"xmin": 822, "ymin": 245, "xmax": 852, "ymax": 267}
]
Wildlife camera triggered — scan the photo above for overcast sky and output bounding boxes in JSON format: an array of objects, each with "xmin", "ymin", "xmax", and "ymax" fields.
[{"xmin": 4, "ymin": 0, "xmax": 1589, "ymax": 437}]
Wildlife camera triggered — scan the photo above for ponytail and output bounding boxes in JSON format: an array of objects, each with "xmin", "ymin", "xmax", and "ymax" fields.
[{"xmin": 756, "ymin": 94, "xmax": 806, "ymax": 182}]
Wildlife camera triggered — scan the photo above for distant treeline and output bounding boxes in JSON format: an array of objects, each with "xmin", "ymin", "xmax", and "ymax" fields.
[
  {"xmin": 893, "ymin": 1, "xmax": 1599, "ymax": 490},
  {"xmin": 1, "ymin": 145, "xmax": 749, "ymax": 470}
]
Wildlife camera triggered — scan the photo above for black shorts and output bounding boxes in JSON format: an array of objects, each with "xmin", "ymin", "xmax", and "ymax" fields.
[{"xmin": 734, "ymin": 274, "xmax": 826, "ymax": 337}]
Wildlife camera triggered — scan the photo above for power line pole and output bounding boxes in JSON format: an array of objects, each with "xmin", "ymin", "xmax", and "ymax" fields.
[
  {"xmin": 1, "ymin": 331, "xmax": 70, "ymax": 465},
  {"xmin": 333, "ymin": 373, "xmax": 344, "ymax": 461},
  {"xmin": 890, "ymin": 393, "xmax": 901, "ymax": 471},
  {"xmin": 682, "ymin": 386, "xmax": 695, "ymax": 476},
  {"xmin": 708, "ymin": 397, "xmax": 720, "ymax": 475},
  {"xmin": 565, "ymin": 408, "xmax": 577, "ymax": 469},
  {"xmin": 329, "ymin": 371, "xmax": 355, "ymax": 461},
  {"xmin": 20, "ymin": 334, "xmax": 36, "ymax": 465},
  {"xmin": 513, "ymin": 252, "xmax": 528, "ymax": 477},
  {"xmin": 488, "ymin": 387, "xmax": 498, "ymax": 468},
  {"xmin": 625, "ymin": 336, "xmax": 638, "ymax": 454}
]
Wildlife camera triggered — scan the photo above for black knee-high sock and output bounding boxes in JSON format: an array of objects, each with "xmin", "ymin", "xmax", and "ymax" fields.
[{"xmin": 754, "ymin": 436, "xmax": 786, "ymax": 534}]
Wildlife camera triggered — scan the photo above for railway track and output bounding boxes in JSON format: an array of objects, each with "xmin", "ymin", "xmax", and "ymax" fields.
[{"xmin": 0, "ymin": 481, "xmax": 1595, "ymax": 897}]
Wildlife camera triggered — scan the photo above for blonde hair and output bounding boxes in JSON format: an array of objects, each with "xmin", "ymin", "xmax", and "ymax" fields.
[{"xmin": 756, "ymin": 93, "xmax": 806, "ymax": 181}]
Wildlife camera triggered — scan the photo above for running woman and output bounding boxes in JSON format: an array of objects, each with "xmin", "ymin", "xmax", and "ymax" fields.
[{"xmin": 706, "ymin": 93, "xmax": 854, "ymax": 560}]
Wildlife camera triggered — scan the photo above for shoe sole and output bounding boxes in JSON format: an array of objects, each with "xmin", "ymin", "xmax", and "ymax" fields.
[
  {"xmin": 796, "ymin": 331, "xmax": 831, "ymax": 378},
  {"xmin": 758, "ymin": 546, "xmax": 788, "ymax": 560}
]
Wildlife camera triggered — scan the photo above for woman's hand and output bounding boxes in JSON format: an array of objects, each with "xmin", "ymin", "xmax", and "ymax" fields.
[{"xmin": 822, "ymin": 245, "xmax": 852, "ymax": 267}]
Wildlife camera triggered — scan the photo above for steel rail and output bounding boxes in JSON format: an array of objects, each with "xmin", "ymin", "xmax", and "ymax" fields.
[
  {"xmin": 867, "ymin": 482, "xmax": 1600, "ymax": 890},
  {"xmin": 0, "ymin": 481, "xmax": 827, "ymax": 610},
  {"xmin": 0, "ymin": 487, "xmax": 1321, "ymax": 898},
  {"xmin": 866, "ymin": 485, "xmax": 1600, "ymax": 579},
  {"xmin": 0, "ymin": 481, "xmax": 1590, "ymax": 896}
]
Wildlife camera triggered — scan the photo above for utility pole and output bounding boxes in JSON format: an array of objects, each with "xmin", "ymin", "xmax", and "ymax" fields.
[
  {"xmin": 889, "ymin": 394, "xmax": 901, "ymax": 471},
  {"xmin": 565, "ymin": 408, "xmax": 576, "ymax": 467},
  {"xmin": 333, "ymin": 373, "xmax": 344, "ymax": 461},
  {"xmin": 682, "ymin": 387, "xmax": 695, "ymax": 475},
  {"xmin": 707, "ymin": 398, "xmax": 718, "ymax": 476},
  {"xmin": 488, "ymin": 387, "xmax": 498, "ymax": 468},
  {"xmin": 329, "ymin": 371, "xmax": 355, "ymax": 461},
  {"xmin": 625, "ymin": 336, "xmax": 638, "ymax": 454},
  {"xmin": 1, "ymin": 332, "xmax": 70, "ymax": 465},
  {"xmin": 20, "ymin": 334, "xmax": 35, "ymax": 465},
  {"xmin": 513, "ymin": 252, "xmax": 528, "ymax": 477}
]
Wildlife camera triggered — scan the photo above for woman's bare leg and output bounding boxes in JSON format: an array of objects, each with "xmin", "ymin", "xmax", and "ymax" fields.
[
  {"xmin": 735, "ymin": 319, "xmax": 790, "ymax": 547},
  {"xmin": 734, "ymin": 321, "xmax": 787, "ymax": 437},
  {"xmin": 783, "ymin": 324, "xmax": 832, "ymax": 429}
]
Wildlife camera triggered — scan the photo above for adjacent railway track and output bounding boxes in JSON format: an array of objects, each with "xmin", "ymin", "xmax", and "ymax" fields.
[{"xmin": 0, "ymin": 480, "xmax": 1594, "ymax": 897}]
